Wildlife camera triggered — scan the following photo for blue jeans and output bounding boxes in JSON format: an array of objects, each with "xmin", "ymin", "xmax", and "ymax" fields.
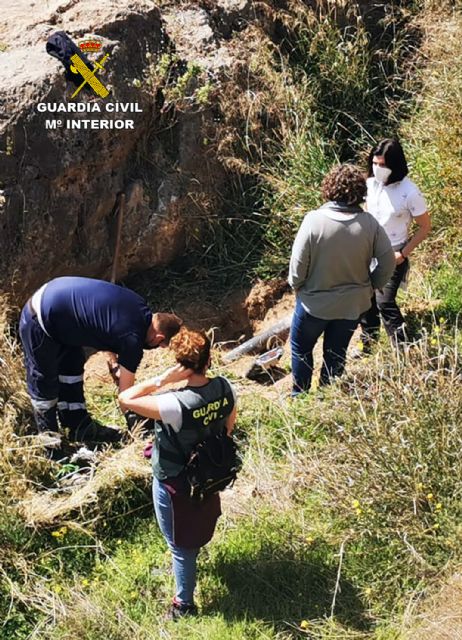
[
  {"xmin": 291, "ymin": 299, "xmax": 358, "ymax": 395},
  {"xmin": 152, "ymin": 477, "xmax": 199, "ymax": 605}
]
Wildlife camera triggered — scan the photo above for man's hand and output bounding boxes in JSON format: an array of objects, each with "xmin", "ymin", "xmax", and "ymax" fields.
[
  {"xmin": 394, "ymin": 250, "xmax": 406, "ymax": 266},
  {"xmin": 107, "ymin": 353, "xmax": 120, "ymax": 385}
]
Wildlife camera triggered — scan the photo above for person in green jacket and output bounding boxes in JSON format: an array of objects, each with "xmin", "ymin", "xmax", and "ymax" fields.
[{"xmin": 119, "ymin": 327, "xmax": 237, "ymax": 619}]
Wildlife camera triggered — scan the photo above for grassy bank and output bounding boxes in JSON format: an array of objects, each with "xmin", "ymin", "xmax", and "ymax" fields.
[
  {"xmin": 2, "ymin": 2, "xmax": 462, "ymax": 639},
  {"xmin": 2, "ymin": 320, "xmax": 461, "ymax": 639}
]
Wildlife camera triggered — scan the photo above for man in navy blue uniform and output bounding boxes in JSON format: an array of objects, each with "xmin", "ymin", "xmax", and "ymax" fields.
[{"xmin": 19, "ymin": 276, "xmax": 182, "ymax": 448}]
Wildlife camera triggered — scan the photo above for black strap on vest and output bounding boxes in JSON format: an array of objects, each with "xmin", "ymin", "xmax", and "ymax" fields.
[{"xmin": 159, "ymin": 377, "xmax": 228, "ymax": 464}]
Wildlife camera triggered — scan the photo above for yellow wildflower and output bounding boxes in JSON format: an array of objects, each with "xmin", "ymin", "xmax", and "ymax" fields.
[
  {"xmin": 416, "ymin": 482, "xmax": 424, "ymax": 490},
  {"xmin": 433, "ymin": 523, "xmax": 440, "ymax": 529},
  {"xmin": 129, "ymin": 591, "xmax": 138, "ymax": 600},
  {"xmin": 51, "ymin": 530, "xmax": 62, "ymax": 538},
  {"xmin": 300, "ymin": 620, "xmax": 309, "ymax": 630},
  {"xmin": 364, "ymin": 587, "xmax": 372, "ymax": 596},
  {"xmin": 352, "ymin": 499, "xmax": 361, "ymax": 509},
  {"xmin": 52, "ymin": 584, "xmax": 62, "ymax": 594},
  {"xmin": 305, "ymin": 536, "xmax": 314, "ymax": 545},
  {"xmin": 435, "ymin": 503, "xmax": 442, "ymax": 510},
  {"xmin": 82, "ymin": 579, "xmax": 90, "ymax": 587},
  {"xmin": 426, "ymin": 493, "xmax": 434, "ymax": 501}
]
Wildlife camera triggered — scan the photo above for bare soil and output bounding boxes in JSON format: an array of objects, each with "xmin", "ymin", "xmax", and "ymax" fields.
[{"xmin": 85, "ymin": 277, "xmax": 294, "ymax": 389}]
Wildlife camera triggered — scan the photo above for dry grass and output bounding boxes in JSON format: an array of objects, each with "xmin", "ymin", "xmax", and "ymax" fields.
[
  {"xmin": 403, "ymin": 9, "xmax": 462, "ymax": 232},
  {"xmin": 22, "ymin": 587, "xmax": 149, "ymax": 640},
  {"xmin": 404, "ymin": 571, "xmax": 462, "ymax": 640},
  {"xmin": 0, "ymin": 295, "xmax": 51, "ymax": 499},
  {"xmin": 0, "ymin": 298, "xmax": 154, "ymax": 531},
  {"xmin": 19, "ymin": 442, "xmax": 151, "ymax": 527}
]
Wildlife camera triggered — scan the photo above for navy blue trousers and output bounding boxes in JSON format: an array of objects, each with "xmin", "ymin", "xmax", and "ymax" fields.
[
  {"xmin": 19, "ymin": 303, "xmax": 89, "ymax": 432},
  {"xmin": 290, "ymin": 299, "xmax": 358, "ymax": 396}
]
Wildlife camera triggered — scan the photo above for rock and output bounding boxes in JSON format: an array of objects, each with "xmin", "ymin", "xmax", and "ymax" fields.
[
  {"xmin": 214, "ymin": 0, "xmax": 253, "ymax": 38},
  {"xmin": 163, "ymin": 8, "xmax": 215, "ymax": 56},
  {"xmin": 0, "ymin": 0, "xmax": 280, "ymax": 304},
  {"xmin": 1, "ymin": 2, "xmax": 166, "ymax": 301}
]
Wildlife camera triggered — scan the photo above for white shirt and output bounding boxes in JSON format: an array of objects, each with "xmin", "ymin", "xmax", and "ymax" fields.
[
  {"xmin": 366, "ymin": 176, "xmax": 427, "ymax": 247},
  {"xmin": 156, "ymin": 377, "xmax": 237, "ymax": 432}
]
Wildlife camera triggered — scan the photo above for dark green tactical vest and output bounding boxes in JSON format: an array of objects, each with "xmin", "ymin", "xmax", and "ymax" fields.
[{"xmin": 152, "ymin": 376, "xmax": 235, "ymax": 480}]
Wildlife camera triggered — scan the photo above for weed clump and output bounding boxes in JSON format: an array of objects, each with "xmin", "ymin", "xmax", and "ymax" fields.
[{"xmin": 307, "ymin": 336, "xmax": 462, "ymax": 612}]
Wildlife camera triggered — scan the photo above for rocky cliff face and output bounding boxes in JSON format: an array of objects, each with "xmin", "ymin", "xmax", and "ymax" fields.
[
  {"xmin": 0, "ymin": 0, "xmax": 394, "ymax": 305},
  {"xmin": 0, "ymin": 0, "xmax": 267, "ymax": 304}
]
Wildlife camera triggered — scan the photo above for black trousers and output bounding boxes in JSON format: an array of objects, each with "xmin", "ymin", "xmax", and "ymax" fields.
[{"xmin": 360, "ymin": 258, "xmax": 409, "ymax": 348}]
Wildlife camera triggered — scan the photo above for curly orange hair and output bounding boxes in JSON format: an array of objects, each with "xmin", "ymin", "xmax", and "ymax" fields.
[{"xmin": 169, "ymin": 327, "xmax": 211, "ymax": 373}]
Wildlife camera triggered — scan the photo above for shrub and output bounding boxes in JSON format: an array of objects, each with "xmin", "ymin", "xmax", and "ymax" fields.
[
  {"xmin": 403, "ymin": 12, "xmax": 462, "ymax": 232},
  {"xmin": 307, "ymin": 335, "xmax": 462, "ymax": 611}
]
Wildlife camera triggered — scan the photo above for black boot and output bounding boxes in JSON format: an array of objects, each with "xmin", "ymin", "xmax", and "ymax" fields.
[
  {"xmin": 124, "ymin": 410, "xmax": 154, "ymax": 437},
  {"xmin": 35, "ymin": 430, "xmax": 69, "ymax": 463},
  {"xmin": 33, "ymin": 406, "xmax": 59, "ymax": 432},
  {"xmin": 169, "ymin": 597, "xmax": 198, "ymax": 620},
  {"xmin": 68, "ymin": 416, "xmax": 123, "ymax": 444}
]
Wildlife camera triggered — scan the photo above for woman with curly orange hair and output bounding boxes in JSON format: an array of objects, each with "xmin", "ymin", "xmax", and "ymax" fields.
[{"xmin": 119, "ymin": 327, "xmax": 237, "ymax": 619}]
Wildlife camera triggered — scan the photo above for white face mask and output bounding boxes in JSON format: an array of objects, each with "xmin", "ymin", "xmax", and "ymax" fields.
[{"xmin": 373, "ymin": 164, "xmax": 392, "ymax": 184}]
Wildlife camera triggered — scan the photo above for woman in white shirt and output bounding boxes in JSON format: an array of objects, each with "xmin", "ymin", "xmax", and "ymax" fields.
[{"xmin": 359, "ymin": 138, "xmax": 431, "ymax": 350}]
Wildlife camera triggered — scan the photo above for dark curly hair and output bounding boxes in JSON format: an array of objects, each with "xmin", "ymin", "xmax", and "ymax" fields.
[{"xmin": 321, "ymin": 164, "xmax": 366, "ymax": 206}]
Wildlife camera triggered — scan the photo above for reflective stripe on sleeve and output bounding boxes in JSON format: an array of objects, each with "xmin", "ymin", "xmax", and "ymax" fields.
[
  {"xmin": 58, "ymin": 375, "xmax": 84, "ymax": 384},
  {"xmin": 31, "ymin": 283, "xmax": 51, "ymax": 336}
]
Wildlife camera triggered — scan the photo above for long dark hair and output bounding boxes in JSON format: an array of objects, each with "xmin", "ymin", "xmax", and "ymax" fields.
[{"xmin": 367, "ymin": 138, "xmax": 408, "ymax": 185}]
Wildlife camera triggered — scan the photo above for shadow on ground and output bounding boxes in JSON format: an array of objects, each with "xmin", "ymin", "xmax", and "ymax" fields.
[{"xmin": 204, "ymin": 538, "xmax": 370, "ymax": 634}]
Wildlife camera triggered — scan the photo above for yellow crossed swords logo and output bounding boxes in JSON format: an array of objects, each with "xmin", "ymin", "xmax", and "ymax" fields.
[{"xmin": 69, "ymin": 52, "xmax": 110, "ymax": 99}]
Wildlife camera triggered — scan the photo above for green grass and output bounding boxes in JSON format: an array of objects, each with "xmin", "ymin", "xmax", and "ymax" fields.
[
  {"xmin": 402, "ymin": 11, "xmax": 462, "ymax": 234},
  {"xmin": 4, "ymin": 325, "xmax": 462, "ymax": 639},
  {"xmin": 3, "ymin": 3, "xmax": 462, "ymax": 640},
  {"xmin": 20, "ymin": 510, "xmax": 371, "ymax": 640},
  {"xmin": 241, "ymin": 1, "xmax": 425, "ymax": 281},
  {"xmin": 432, "ymin": 252, "xmax": 462, "ymax": 317}
]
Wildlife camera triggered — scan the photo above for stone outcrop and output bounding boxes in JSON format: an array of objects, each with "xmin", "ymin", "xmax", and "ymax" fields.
[
  {"xmin": 0, "ymin": 0, "xmax": 271, "ymax": 304},
  {"xmin": 0, "ymin": 0, "xmax": 394, "ymax": 304}
]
